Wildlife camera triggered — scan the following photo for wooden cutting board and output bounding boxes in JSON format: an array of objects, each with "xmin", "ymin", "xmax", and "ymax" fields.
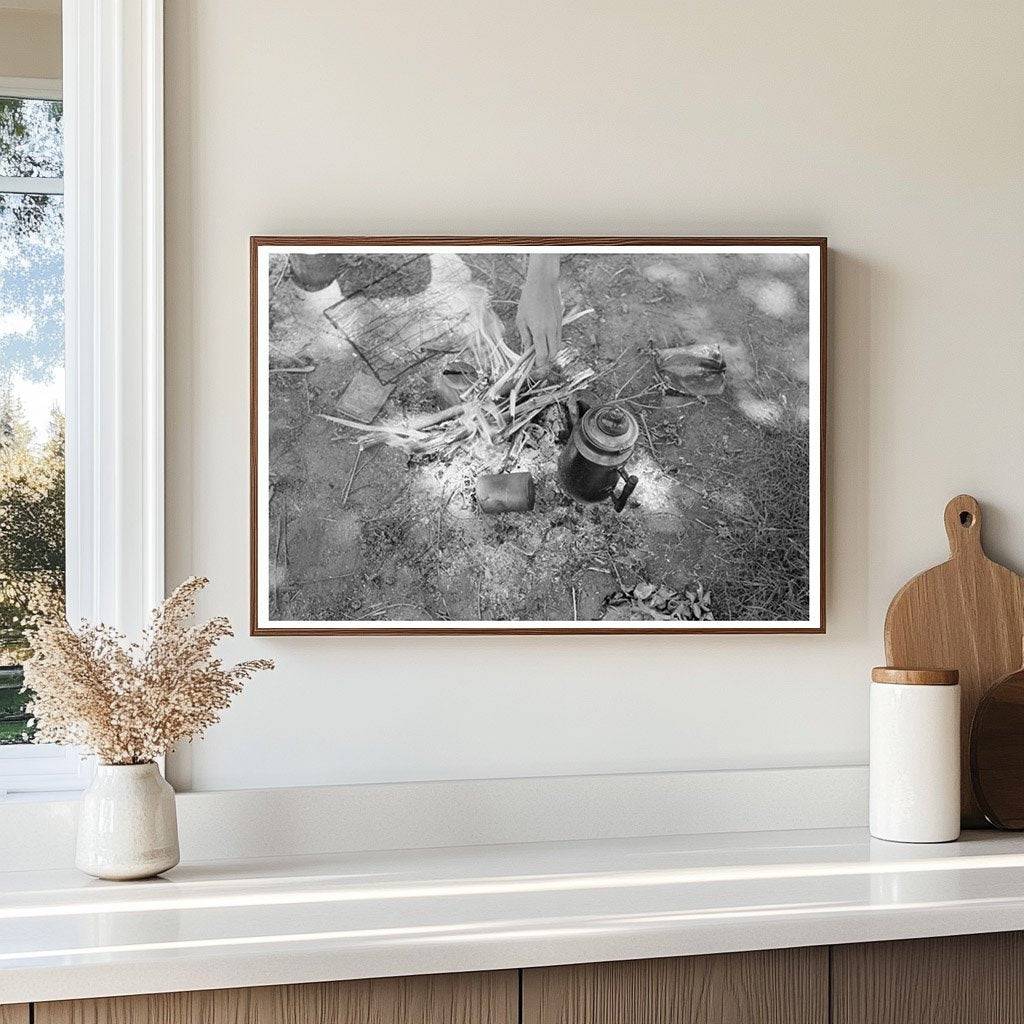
[{"xmin": 884, "ymin": 494, "xmax": 1024, "ymax": 826}]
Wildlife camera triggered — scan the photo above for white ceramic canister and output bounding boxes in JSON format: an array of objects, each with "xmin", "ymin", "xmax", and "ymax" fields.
[
  {"xmin": 76, "ymin": 762, "xmax": 180, "ymax": 880},
  {"xmin": 870, "ymin": 667, "xmax": 961, "ymax": 843}
]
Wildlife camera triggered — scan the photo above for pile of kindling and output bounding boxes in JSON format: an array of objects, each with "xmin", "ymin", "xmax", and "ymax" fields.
[{"xmin": 321, "ymin": 344, "xmax": 595, "ymax": 459}]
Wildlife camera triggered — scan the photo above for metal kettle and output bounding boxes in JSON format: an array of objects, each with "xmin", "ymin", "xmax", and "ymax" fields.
[{"xmin": 557, "ymin": 398, "xmax": 639, "ymax": 512}]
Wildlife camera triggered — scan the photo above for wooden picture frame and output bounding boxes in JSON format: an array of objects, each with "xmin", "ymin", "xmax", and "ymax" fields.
[{"xmin": 251, "ymin": 237, "xmax": 827, "ymax": 635}]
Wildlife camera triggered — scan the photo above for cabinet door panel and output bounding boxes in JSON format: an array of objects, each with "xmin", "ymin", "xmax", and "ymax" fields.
[
  {"xmin": 0, "ymin": 1006, "xmax": 29, "ymax": 1024},
  {"xmin": 36, "ymin": 970, "xmax": 517, "ymax": 1024},
  {"xmin": 523, "ymin": 948, "xmax": 828, "ymax": 1024},
  {"xmin": 832, "ymin": 932, "xmax": 1024, "ymax": 1024}
]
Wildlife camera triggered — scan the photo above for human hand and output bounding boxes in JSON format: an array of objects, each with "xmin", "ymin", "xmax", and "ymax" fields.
[{"xmin": 516, "ymin": 254, "xmax": 562, "ymax": 374}]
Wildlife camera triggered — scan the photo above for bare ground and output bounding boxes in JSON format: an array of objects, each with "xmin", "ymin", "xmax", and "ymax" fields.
[{"xmin": 266, "ymin": 252, "xmax": 811, "ymax": 623}]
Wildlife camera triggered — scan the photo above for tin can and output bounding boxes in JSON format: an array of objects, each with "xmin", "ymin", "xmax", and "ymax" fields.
[{"xmin": 476, "ymin": 472, "xmax": 536, "ymax": 514}]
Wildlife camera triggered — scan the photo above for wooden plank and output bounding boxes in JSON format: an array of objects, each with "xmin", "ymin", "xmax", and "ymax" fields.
[
  {"xmin": 522, "ymin": 949, "xmax": 828, "ymax": 1024},
  {"xmin": 335, "ymin": 370, "xmax": 395, "ymax": 424},
  {"xmin": 0, "ymin": 1006, "xmax": 29, "ymax": 1024},
  {"xmin": 883, "ymin": 494, "xmax": 1024, "ymax": 825},
  {"xmin": 832, "ymin": 933, "xmax": 1024, "ymax": 1024},
  {"xmin": 35, "ymin": 971, "xmax": 517, "ymax": 1024}
]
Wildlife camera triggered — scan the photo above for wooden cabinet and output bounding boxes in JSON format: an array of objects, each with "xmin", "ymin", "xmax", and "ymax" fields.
[
  {"xmin": 832, "ymin": 932, "xmax": 1024, "ymax": 1024},
  {"xmin": 522, "ymin": 948, "xmax": 828, "ymax": 1024},
  {"xmin": 34, "ymin": 971, "xmax": 517, "ymax": 1024},
  {"xmin": 23, "ymin": 932, "xmax": 1024, "ymax": 1024}
]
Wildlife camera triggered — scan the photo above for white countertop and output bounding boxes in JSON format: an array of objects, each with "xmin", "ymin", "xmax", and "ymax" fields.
[{"xmin": 4, "ymin": 826, "xmax": 1024, "ymax": 1004}]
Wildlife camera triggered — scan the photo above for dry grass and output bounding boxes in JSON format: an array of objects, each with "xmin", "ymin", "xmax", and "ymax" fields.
[{"xmin": 710, "ymin": 428, "xmax": 811, "ymax": 622}]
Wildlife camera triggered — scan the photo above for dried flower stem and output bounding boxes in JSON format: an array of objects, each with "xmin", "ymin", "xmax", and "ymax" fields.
[{"xmin": 23, "ymin": 577, "xmax": 273, "ymax": 765}]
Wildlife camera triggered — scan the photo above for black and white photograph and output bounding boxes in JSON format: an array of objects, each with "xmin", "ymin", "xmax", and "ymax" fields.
[{"xmin": 251, "ymin": 239, "xmax": 824, "ymax": 633}]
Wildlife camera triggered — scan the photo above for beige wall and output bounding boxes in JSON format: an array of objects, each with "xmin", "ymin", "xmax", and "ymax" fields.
[
  {"xmin": 0, "ymin": 7, "xmax": 60, "ymax": 81},
  {"xmin": 164, "ymin": 1, "xmax": 1024, "ymax": 791}
]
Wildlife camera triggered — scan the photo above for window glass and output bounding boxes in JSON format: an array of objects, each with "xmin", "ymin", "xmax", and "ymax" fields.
[
  {"xmin": 0, "ymin": 97, "xmax": 64, "ymax": 746},
  {"xmin": 0, "ymin": 97, "xmax": 63, "ymax": 178}
]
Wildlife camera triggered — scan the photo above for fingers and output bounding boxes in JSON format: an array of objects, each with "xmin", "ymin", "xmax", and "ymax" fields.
[
  {"xmin": 540, "ymin": 327, "xmax": 557, "ymax": 372},
  {"xmin": 516, "ymin": 304, "xmax": 562, "ymax": 375},
  {"xmin": 520, "ymin": 316, "xmax": 550, "ymax": 374},
  {"xmin": 537, "ymin": 315, "xmax": 562, "ymax": 375},
  {"xmin": 535, "ymin": 326, "xmax": 554, "ymax": 375},
  {"xmin": 517, "ymin": 317, "xmax": 535, "ymax": 359}
]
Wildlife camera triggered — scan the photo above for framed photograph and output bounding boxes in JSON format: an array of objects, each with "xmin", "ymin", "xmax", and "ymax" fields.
[{"xmin": 251, "ymin": 237, "xmax": 826, "ymax": 635}]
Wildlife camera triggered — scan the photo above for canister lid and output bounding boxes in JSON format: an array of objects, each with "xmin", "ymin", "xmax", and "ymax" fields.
[
  {"xmin": 871, "ymin": 667, "xmax": 959, "ymax": 686},
  {"xmin": 578, "ymin": 404, "xmax": 639, "ymax": 465}
]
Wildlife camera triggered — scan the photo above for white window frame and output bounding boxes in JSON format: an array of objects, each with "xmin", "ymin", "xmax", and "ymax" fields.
[
  {"xmin": 0, "ymin": 0, "xmax": 165, "ymax": 799},
  {"xmin": 0, "ymin": 77, "xmax": 61, "ymax": 101}
]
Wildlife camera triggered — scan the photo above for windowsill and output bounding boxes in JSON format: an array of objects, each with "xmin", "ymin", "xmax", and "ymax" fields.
[
  {"xmin": 0, "ymin": 743, "xmax": 94, "ymax": 799},
  {"xmin": 4, "ymin": 826, "xmax": 1024, "ymax": 1004}
]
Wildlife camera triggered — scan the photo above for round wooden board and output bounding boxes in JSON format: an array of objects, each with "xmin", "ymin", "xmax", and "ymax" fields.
[{"xmin": 970, "ymin": 663, "xmax": 1024, "ymax": 829}]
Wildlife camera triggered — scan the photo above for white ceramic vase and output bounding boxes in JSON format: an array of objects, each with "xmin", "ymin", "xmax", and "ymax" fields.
[{"xmin": 76, "ymin": 762, "xmax": 180, "ymax": 880}]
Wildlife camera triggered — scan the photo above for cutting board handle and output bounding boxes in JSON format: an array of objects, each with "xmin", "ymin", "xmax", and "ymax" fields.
[{"xmin": 944, "ymin": 494, "xmax": 983, "ymax": 559}]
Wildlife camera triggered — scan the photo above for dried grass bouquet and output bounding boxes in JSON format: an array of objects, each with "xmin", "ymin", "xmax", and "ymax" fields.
[{"xmin": 23, "ymin": 576, "xmax": 273, "ymax": 765}]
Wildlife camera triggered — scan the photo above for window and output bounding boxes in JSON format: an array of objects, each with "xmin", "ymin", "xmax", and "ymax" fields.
[
  {"xmin": 0, "ymin": 79, "xmax": 84, "ymax": 797},
  {"xmin": 0, "ymin": 4, "xmax": 166, "ymax": 798}
]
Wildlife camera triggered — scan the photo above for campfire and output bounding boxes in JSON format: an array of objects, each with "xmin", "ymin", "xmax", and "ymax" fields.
[{"xmin": 320, "ymin": 336, "xmax": 596, "ymax": 461}]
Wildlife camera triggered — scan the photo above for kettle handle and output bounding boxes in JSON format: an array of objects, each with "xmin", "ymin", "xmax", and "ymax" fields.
[{"xmin": 613, "ymin": 468, "xmax": 639, "ymax": 513}]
